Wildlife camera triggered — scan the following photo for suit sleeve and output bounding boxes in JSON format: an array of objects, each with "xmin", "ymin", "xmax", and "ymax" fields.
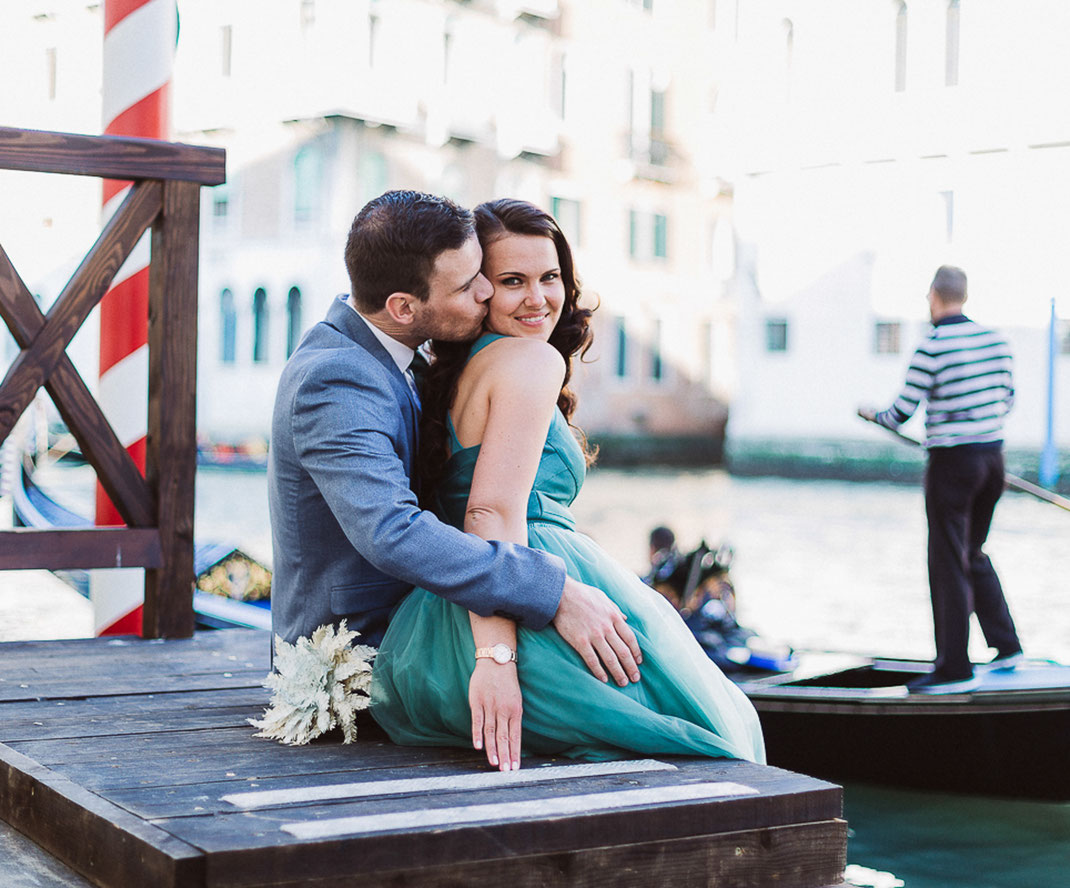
[{"xmin": 291, "ymin": 356, "xmax": 565, "ymax": 629}]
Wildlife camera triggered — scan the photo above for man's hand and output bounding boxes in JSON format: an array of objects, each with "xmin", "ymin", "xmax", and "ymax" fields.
[
  {"xmin": 553, "ymin": 576, "xmax": 642, "ymax": 686},
  {"xmin": 857, "ymin": 406, "xmax": 878, "ymax": 422},
  {"xmin": 469, "ymin": 661, "xmax": 522, "ymax": 771}
]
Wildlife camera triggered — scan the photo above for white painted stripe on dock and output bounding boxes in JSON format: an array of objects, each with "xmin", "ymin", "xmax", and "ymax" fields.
[
  {"xmin": 282, "ymin": 781, "xmax": 759, "ymax": 841},
  {"xmin": 222, "ymin": 759, "xmax": 678, "ymax": 810}
]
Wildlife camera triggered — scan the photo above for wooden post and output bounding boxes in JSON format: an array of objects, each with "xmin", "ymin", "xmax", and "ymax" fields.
[{"xmin": 143, "ymin": 180, "xmax": 201, "ymax": 639}]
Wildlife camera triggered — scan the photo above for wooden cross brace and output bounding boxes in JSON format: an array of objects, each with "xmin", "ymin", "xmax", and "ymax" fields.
[{"xmin": 0, "ymin": 180, "xmax": 160, "ymax": 528}]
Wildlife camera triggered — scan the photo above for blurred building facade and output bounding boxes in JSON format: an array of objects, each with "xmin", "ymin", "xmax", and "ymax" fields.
[
  {"xmin": 715, "ymin": 0, "xmax": 1070, "ymax": 470},
  {"xmin": 2, "ymin": 0, "xmax": 1067, "ymax": 475},
  {"xmin": 1, "ymin": 0, "xmax": 733, "ymax": 461}
]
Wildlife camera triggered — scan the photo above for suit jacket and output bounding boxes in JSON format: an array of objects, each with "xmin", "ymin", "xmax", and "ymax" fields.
[{"xmin": 268, "ymin": 296, "xmax": 566, "ymax": 647}]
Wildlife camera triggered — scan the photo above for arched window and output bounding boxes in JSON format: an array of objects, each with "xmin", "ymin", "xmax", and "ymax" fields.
[
  {"xmin": 287, "ymin": 287, "xmax": 302, "ymax": 358},
  {"xmin": 252, "ymin": 288, "xmax": 269, "ymax": 364},
  {"xmin": 220, "ymin": 288, "xmax": 236, "ymax": 364},
  {"xmin": 894, "ymin": 2, "xmax": 908, "ymax": 93},
  {"xmin": 946, "ymin": 0, "xmax": 960, "ymax": 86}
]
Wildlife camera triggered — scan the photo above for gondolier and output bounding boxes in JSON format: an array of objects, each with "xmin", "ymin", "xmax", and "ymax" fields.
[{"xmin": 859, "ymin": 265, "xmax": 1023, "ymax": 693}]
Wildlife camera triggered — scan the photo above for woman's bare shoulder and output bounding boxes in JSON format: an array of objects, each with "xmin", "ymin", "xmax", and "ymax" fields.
[{"xmin": 477, "ymin": 336, "xmax": 565, "ymax": 379}]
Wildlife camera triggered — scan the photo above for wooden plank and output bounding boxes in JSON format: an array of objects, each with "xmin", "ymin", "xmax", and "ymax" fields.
[
  {"xmin": 0, "ymin": 629, "xmax": 268, "ymax": 676},
  {"xmin": 144, "ymin": 179, "xmax": 201, "ymax": 638},
  {"xmin": 0, "ymin": 741, "xmax": 205, "ymax": 888},
  {"xmin": 0, "ymin": 181, "xmax": 162, "ymax": 451},
  {"xmin": 8, "ymin": 730, "xmax": 480, "ymax": 792},
  {"xmin": 0, "ymin": 127, "xmax": 225, "ymax": 186},
  {"xmin": 0, "ymin": 528, "xmax": 162, "ymax": 571},
  {"xmin": 199, "ymin": 820, "xmax": 847, "ymax": 888},
  {"xmin": 155, "ymin": 766, "xmax": 841, "ymax": 882},
  {"xmin": 0, "ymin": 687, "xmax": 270, "ymax": 742}
]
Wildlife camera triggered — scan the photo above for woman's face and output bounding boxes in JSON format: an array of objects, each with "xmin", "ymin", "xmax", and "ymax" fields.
[{"xmin": 481, "ymin": 233, "xmax": 565, "ymax": 342}]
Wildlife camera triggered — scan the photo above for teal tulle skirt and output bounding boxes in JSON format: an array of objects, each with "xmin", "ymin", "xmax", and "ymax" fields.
[{"xmin": 371, "ymin": 521, "xmax": 766, "ymax": 764}]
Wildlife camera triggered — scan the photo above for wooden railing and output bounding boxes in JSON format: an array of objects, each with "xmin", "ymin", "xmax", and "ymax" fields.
[{"xmin": 0, "ymin": 126, "xmax": 226, "ymax": 638}]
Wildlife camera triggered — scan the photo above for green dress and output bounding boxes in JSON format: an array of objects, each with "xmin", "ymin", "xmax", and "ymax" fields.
[{"xmin": 370, "ymin": 334, "xmax": 766, "ymax": 763}]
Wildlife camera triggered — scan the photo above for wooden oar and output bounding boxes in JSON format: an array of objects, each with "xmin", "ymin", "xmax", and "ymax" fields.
[{"xmin": 858, "ymin": 412, "xmax": 1070, "ymax": 512}]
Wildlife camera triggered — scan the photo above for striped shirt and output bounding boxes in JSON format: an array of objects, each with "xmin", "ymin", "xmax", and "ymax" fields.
[{"xmin": 875, "ymin": 314, "xmax": 1014, "ymax": 448}]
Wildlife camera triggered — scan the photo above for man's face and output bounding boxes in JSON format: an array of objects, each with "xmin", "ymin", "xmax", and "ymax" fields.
[{"xmin": 410, "ymin": 236, "xmax": 491, "ymax": 342}]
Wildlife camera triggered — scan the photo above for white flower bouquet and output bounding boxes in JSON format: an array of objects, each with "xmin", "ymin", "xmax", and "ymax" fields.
[{"xmin": 249, "ymin": 620, "xmax": 377, "ymax": 745}]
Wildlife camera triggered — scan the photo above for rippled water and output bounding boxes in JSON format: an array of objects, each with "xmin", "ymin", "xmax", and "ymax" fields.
[{"xmin": 12, "ymin": 463, "xmax": 1070, "ymax": 886}]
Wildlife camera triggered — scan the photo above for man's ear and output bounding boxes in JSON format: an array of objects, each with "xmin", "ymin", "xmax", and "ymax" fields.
[{"xmin": 383, "ymin": 292, "xmax": 416, "ymax": 326}]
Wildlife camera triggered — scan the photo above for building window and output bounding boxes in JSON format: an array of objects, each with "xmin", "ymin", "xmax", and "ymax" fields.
[
  {"xmin": 894, "ymin": 3, "xmax": 907, "ymax": 93},
  {"xmin": 766, "ymin": 318, "xmax": 788, "ymax": 352},
  {"xmin": 939, "ymin": 190, "xmax": 954, "ymax": 242},
  {"xmin": 653, "ymin": 213, "xmax": 668, "ymax": 259},
  {"xmin": 45, "ymin": 48, "xmax": 57, "ymax": 100},
  {"xmin": 629, "ymin": 209, "xmax": 669, "ymax": 261},
  {"xmin": 700, "ymin": 320, "xmax": 713, "ymax": 384},
  {"xmin": 220, "ymin": 289, "xmax": 236, "ymax": 364},
  {"xmin": 649, "ymin": 89, "xmax": 667, "ymax": 165},
  {"xmin": 945, "ymin": 0, "xmax": 960, "ymax": 87},
  {"xmin": 287, "ymin": 287, "xmax": 302, "ymax": 358},
  {"xmin": 875, "ymin": 321, "xmax": 901, "ymax": 355},
  {"xmin": 293, "ymin": 145, "xmax": 323, "ymax": 225},
  {"xmin": 615, "ymin": 317, "xmax": 629, "ymax": 378},
  {"xmin": 252, "ymin": 288, "xmax": 269, "ymax": 364},
  {"xmin": 212, "ymin": 187, "xmax": 229, "ymax": 228},
  {"xmin": 553, "ymin": 51, "xmax": 567, "ymax": 118},
  {"xmin": 368, "ymin": 13, "xmax": 380, "ymax": 67},
  {"xmin": 300, "ymin": 0, "xmax": 316, "ymax": 30},
  {"xmin": 221, "ymin": 25, "xmax": 233, "ymax": 78},
  {"xmin": 551, "ymin": 197, "xmax": 581, "ymax": 246},
  {"xmin": 649, "ymin": 319, "xmax": 663, "ymax": 381}
]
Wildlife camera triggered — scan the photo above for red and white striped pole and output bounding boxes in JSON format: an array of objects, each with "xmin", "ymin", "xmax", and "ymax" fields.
[{"xmin": 94, "ymin": 0, "xmax": 177, "ymax": 635}]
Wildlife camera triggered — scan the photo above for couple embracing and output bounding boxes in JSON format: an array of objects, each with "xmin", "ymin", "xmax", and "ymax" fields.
[{"xmin": 268, "ymin": 190, "xmax": 764, "ymax": 771}]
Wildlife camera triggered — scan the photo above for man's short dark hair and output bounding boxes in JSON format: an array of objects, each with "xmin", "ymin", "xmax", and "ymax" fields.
[
  {"xmin": 931, "ymin": 265, "xmax": 967, "ymax": 304},
  {"xmin": 344, "ymin": 190, "xmax": 475, "ymax": 313}
]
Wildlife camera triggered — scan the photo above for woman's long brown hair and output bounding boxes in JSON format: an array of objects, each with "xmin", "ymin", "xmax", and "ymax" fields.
[{"xmin": 417, "ymin": 198, "xmax": 596, "ymax": 506}]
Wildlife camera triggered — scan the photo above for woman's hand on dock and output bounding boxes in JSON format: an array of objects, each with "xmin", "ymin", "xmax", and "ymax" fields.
[{"xmin": 469, "ymin": 660, "xmax": 523, "ymax": 771}]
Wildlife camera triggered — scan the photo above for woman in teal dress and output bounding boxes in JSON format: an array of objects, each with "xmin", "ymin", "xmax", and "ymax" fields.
[{"xmin": 371, "ymin": 199, "xmax": 765, "ymax": 771}]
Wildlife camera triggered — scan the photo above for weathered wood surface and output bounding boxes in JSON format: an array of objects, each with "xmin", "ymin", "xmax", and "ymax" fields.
[
  {"xmin": 0, "ymin": 125, "xmax": 225, "ymax": 639},
  {"xmin": 0, "ymin": 127, "xmax": 226, "ymax": 185},
  {"xmin": 0, "ymin": 631, "xmax": 847, "ymax": 887}
]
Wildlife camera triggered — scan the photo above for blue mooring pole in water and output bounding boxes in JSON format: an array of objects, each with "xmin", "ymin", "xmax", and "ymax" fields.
[{"xmin": 1039, "ymin": 297, "xmax": 1059, "ymax": 488}]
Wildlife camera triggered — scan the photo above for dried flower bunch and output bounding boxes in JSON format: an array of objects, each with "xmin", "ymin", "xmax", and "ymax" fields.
[{"xmin": 249, "ymin": 621, "xmax": 377, "ymax": 746}]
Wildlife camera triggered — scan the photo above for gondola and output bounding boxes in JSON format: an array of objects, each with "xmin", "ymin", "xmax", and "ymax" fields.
[
  {"xmin": 645, "ymin": 539, "xmax": 1070, "ymax": 800},
  {"xmin": 735, "ymin": 653, "xmax": 1070, "ymax": 801},
  {"xmin": 10, "ymin": 457, "xmax": 271, "ymax": 632}
]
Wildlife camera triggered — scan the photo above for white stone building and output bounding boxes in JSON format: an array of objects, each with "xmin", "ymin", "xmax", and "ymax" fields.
[
  {"xmin": 715, "ymin": 0, "xmax": 1070, "ymax": 469},
  {"xmin": 1, "ymin": 0, "xmax": 734, "ymax": 460}
]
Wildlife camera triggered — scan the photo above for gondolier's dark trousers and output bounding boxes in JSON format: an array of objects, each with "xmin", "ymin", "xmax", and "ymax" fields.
[{"xmin": 924, "ymin": 443, "xmax": 1022, "ymax": 678}]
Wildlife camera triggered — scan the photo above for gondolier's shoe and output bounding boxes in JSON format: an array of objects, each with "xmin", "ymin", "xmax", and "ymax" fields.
[
  {"xmin": 978, "ymin": 651, "xmax": 1024, "ymax": 672},
  {"xmin": 906, "ymin": 671, "xmax": 980, "ymax": 694}
]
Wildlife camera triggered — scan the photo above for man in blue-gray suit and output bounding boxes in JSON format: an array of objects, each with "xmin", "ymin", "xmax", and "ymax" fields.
[{"xmin": 268, "ymin": 191, "xmax": 641, "ymax": 685}]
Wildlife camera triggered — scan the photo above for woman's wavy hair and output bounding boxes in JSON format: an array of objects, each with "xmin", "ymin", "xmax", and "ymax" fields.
[{"xmin": 417, "ymin": 198, "xmax": 596, "ymax": 505}]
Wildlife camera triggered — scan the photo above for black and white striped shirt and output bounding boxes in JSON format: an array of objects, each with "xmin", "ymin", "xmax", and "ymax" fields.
[{"xmin": 875, "ymin": 314, "xmax": 1014, "ymax": 448}]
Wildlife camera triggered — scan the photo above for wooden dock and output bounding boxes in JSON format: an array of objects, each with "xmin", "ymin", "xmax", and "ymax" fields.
[{"xmin": 0, "ymin": 629, "xmax": 846, "ymax": 887}]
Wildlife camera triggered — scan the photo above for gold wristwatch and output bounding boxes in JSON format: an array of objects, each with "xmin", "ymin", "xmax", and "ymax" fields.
[{"xmin": 475, "ymin": 643, "xmax": 518, "ymax": 665}]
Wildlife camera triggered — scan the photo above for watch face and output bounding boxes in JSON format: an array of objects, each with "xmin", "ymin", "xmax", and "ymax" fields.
[{"xmin": 492, "ymin": 643, "xmax": 512, "ymax": 664}]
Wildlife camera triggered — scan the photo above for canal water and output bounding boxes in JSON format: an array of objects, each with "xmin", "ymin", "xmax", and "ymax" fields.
[{"xmin": 10, "ymin": 463, "xmax": 1070, "ymax": 885}]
